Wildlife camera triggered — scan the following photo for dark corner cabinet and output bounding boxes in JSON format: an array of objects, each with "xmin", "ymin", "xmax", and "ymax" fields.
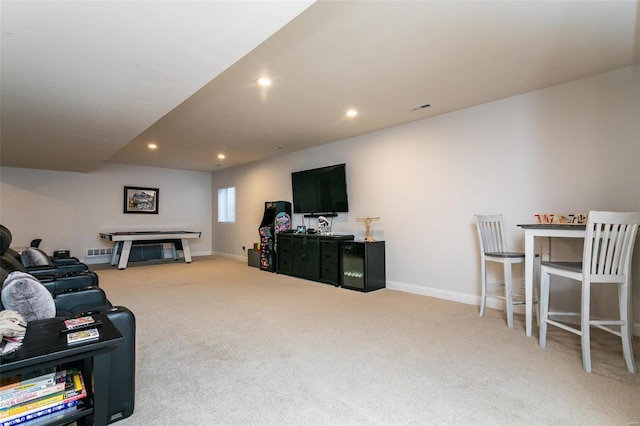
[
  {"xmin": 341, "ymin": 241, "xmax": 386, "ymax": 292},
  {"xmin": 277, "ymin": 233, "xmax": 354, "ymax": 286}
]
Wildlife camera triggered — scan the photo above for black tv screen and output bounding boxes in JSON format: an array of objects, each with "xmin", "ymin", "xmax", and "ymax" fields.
[{"xmin": 291, "ymin": 164, "xmax": 349, "ymax": 214}]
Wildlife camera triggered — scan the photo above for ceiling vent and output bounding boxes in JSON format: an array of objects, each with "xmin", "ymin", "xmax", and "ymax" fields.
[{"xmin": 411, "ymin": 103, "xmax": 431, "ymax": 111}]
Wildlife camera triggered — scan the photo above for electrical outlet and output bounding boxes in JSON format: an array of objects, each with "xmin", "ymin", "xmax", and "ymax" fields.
[{"xmin": 242, "ymin": 246, "xmax": 246, "ymax": 252}]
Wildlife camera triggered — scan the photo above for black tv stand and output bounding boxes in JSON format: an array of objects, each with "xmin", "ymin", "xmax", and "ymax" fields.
[
  {"xmin": 277, "ymin": 233, "xmax": 353, "ymax": 285},
  {"xmin": 303, "ymin": 213, "xmax": 338, "ymax": 218}
]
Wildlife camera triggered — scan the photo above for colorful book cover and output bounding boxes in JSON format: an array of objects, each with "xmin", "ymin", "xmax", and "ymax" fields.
[
  {"xmin": 0, "ymin": 370, "xmax": 86, "ymax": 423},
  {"xmin": 63, "ymin": 316, "xmax": 95, "ymax": 330},
  {"xmin": 0, "ymin": 373, "xmax": 56, "ymax": 400},
  {"xmin": 0, "ymin": 371, "xmax": 67, "ymax": 409},
  {"xmin": 66, "ymin": 328, "xmax": 99, "ymax": 345},
  {"xmin": 0, "ymin": 382, "xmax": 66, "ymax": 410},
  {"xmin": 1, "ymin": 400, "xmax": 78, "ymax": 426}
]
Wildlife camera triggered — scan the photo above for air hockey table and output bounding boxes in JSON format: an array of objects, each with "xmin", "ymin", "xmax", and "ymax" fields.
[{"xmin": 99, "ymin": 231, "xmax": 201, "ymax": 269}]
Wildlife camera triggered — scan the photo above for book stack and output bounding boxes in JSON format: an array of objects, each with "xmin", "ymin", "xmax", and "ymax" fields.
[
  {"xmin": 63, "ymin": 316, "xmax": 101, "ymax": 345},
  {"xmin": 0, "ymin": 369, "xmax": 87, "ymax": 426}
]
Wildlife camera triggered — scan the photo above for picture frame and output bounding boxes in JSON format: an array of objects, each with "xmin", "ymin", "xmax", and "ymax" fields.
[{"xmin": 123, "ymin": 186, "xmax": 159, "ymax": 214}]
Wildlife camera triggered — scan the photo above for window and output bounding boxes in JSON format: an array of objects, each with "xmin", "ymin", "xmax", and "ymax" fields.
[{"xmin": 218, "ymin": 186, "xmax": 236, "ymax": 223}]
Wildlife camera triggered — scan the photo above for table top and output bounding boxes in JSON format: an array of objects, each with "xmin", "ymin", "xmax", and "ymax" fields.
[
  {"xmin": 517, "ymin": 223, "xmax": 586, "ymax": 230},
  {"xmin": 0, "ymin": 312, "xmax": 123, "ymax": 372},
  {"xmin": 100, "ymin": 230, "xmax": 200, "ymax": 236},
  {"xmin": 99, "ymin": 230, "xmax": 201, "ymax": 241},
  {"xmin": 278, "ymin": 233, "xmax": 355, "ymax": 240}
]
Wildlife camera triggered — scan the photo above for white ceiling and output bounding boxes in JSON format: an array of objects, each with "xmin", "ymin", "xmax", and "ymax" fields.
[{"xmin": 2, "ymin": 1, "xmax": 639, "ymax": 173}]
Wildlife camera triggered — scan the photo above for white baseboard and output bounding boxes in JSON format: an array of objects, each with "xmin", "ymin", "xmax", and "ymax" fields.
[
  {"xmin": 189, "ymin": 250, "xmax": 213, "ymax": 258},
  {"xmin": 211, "ymin": 251, "xmax": 246, "ymax": 262},
  {"xmin": 387, "ymin": 280, "xmax": 480, "ymax": 306},
  {"xmin": 386, "ymin": 280, "xmax": 640, "ymax": 337}
]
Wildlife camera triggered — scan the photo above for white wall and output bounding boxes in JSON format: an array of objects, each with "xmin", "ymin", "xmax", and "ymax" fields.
[
  {"xmin": 0, "ymin": 162, "xmax": 213, "ymax": 263},
  {"xmin": 1, "ymin": 66, "xmax": 637, "ymax": 333},
  {"xmin": 212, "ymin": 65, "xmax": 640, "ymax": 332}
]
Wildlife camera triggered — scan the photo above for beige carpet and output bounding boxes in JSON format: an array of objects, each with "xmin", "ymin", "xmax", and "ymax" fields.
[{"xmin": 95, "ymin": 256, "xmax": 640, "ymax": 426}]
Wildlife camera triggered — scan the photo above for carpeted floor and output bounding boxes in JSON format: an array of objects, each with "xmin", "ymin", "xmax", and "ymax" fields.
[{"xmin": 96, "ymin": 256, "xmax": 640, "ymax": 425}]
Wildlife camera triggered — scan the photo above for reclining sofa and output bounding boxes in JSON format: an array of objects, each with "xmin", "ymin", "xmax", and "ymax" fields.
[{"xmin": 0, "ymin": 224, "xmax": 136, "ymax": 424}]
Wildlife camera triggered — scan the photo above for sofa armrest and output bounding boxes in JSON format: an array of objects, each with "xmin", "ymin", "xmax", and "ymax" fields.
[
  {"xmin": 53, "ymin": 286, "xmax": 111, "ymax": 316},
  {"xmin": 51, "ymin": 256, "xmax": 81, "ymax": 266},
  {"xmin": 37, "ymin": 272, "xmax": 98, "ymax": 293}
]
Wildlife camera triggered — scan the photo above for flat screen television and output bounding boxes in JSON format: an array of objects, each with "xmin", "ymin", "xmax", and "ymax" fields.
[{"xmin": 291, "ymin": 163, "xmax": 349, "ymax": 214}]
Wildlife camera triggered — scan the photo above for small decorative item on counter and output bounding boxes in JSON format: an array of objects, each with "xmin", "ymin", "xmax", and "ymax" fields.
[
  {"xmin": 356, "ymin": 216, "xmax": 381, "ymax": 241},
  {"xmin": 535, "ymin": 213, "xmax": 588, "ymax": 224}
]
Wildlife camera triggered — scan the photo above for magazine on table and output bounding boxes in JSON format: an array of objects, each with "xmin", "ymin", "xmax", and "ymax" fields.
[{"xmin": 66, "ymin": 328, "xmax": 100, "ymax": 345}]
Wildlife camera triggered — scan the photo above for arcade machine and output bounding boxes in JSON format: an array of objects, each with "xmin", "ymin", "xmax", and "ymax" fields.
[{"xmin": 258, "ymin": 201, "xmax": 292, "ymax": 272}]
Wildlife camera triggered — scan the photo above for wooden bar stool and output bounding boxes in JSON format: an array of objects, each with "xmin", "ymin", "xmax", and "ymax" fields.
[{"xmin": 539, "ymin": 211, "xmax": 640, "ymax": 373}]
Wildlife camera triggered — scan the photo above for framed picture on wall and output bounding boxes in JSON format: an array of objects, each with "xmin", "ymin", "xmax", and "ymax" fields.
[{"xmin": 123, "ymin": 186, "xmax": 159, "ymax": 214}]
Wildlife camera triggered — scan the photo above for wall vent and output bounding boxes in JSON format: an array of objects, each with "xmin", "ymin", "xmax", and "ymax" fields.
[{"xmin": 86, "ymin": 248, "xmax": 113, "ymax": 257}]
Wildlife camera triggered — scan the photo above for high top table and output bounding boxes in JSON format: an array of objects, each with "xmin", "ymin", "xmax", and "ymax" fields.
[
  {"xmin": 100, "ymin": 230, "xmax": 201, "ymax": 270},
  {"xmin": 517, "ymin": 223, "xmax": 586, "ymax": 337}
]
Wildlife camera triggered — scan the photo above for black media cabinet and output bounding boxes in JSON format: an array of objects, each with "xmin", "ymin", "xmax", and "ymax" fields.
[{"xmin": 277, "ymin": 233, "xmax": 354, "ymax": 286}]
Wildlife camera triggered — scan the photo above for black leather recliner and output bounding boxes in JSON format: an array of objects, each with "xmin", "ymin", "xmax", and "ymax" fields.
[
  {"xmin": 19, "ymin": 246, "xmax": 90, "ymax": 274},
  {"xmin": 28, "ymin": 237, "xmax": 85, "ymax": 268},
  {"xmin": 1, "ymin": 225, "xmax": 93, "ymax": 274},
  {"xmin": 0, "ymin": 225, "xmax": 99, "ymax": 289},
  {"xmin": 0, "ymin": 227, "xmax": 136, "ymax": 423},
  {"xmin": 1, "ymin": 267, "xmax": 136, "ymax": 424}
]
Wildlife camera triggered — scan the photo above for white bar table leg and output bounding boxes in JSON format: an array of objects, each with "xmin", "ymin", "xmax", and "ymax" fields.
[
  {"xmin": 110, "ymin": 242, "xmax": 121, "ymax": 266},
  {"xmin": 181, "ymin": 238, "xmax": 192, "ymax": 263},
  {"xmin": 118, "ymin": 240, "xmax": 132, "ymax": 270},
  {"xmin": 524, "ymin": 230, "xmax": 535, "ymax": 337}
]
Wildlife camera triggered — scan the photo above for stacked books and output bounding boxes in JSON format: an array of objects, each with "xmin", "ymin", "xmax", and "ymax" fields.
[
  {"xmin": 62, "ymin": 316, "xmax": 101, "ymax": 345},
  {"xmin": 0, "ymin": 369, "xmax": 87, "ymax": 426}
]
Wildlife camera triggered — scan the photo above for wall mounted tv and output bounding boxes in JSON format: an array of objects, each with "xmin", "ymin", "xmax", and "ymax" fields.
[{"xmin": 291, "ymin": 163, "xmax": 349, "ymax": 215}]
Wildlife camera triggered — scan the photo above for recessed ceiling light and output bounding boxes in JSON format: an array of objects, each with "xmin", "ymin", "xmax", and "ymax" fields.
[
  {"xmin": 345, "ymin": 109, "xmax": 358, "ymax": 118},
  {"xmin": 147, "ymin": 143, "xmax": 157, "ymax": 150},
  {"xmin": 217, "ymin": 154, "xmax": 226, "ymax": 160},
  {"xmin": 257, "ymin": 77, "xmax": 272, "ymax": 87}
]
